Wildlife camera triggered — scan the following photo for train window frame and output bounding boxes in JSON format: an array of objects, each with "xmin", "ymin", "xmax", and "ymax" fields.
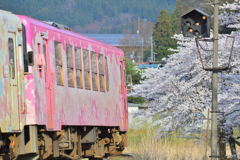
[
  {"xmin": 91, "ymin": 51, "xmax": 99, "ymax": 91},
  {"xmin": 43, "ymin": 44, "xmax": 46, "ymax": 63},
  {"xmin": 83, "ymin": 49, "xmax": 91, "ymax": 90},
  {"xmin": 98, "ymin": 54, "xmax": 105, "ymax": 92},
  {"xmin": 54, "ymin": 41, "xmax": 64, "ymax": 86},
  {"xmin": 75, "ymin": 47, "xmax": 83, "ymax": 89},
  {"xmin": 66, "ymin": 44, "xmax": 75, "ymax": 88},
  {"xmin": 22, "ymin": 24, "xmax": 28, "ymax": 72}
]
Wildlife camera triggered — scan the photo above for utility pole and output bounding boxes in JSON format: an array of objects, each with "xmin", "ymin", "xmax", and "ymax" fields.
[
  {"xmin": 137, "ymin": 17, "xmax": 140, "ymax": 35},
  {"xmin": 141, "ymin": 38, "xmax": 144, "ymax": 62},
  {"xmin": 151, "ymin": 36, "xmax": 154, "ymax": 62},
  {"xmin": 181, "ymin": 1, "xmax": 235, "ymax": 159},
  {"xmin": 137, "ymin": 17, "xmax": 144, "ymax": 62},
  {"xmin": 211, "ymin": 0, "xmax": 219, "ymax": 159}
]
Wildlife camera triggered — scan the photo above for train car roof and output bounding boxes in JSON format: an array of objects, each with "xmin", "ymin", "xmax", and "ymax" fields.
[
  {"xmin": 0, "ymin": 10, "xmax": 21, "ymax": 24},
  {"xmin": 17, "ymin": 15, "xmax": 123, "ymax": 55},
  {"xmin": 0, "ymin": 9, "xmax": 12, "ymax": 14}
]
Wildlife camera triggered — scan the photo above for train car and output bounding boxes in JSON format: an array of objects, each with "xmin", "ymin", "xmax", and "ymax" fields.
[{"xmin": 0, "ymin": 10, "xmax": 128, "ymax": 160}]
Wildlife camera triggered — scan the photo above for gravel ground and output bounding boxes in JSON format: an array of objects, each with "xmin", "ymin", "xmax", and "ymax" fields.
[{"xmin": 109, "ymin": 154, "xmax": 135, "ymax": 160}]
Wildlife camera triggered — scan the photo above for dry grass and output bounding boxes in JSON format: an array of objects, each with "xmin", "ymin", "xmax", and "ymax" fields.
[
  {"xmin": 124, "ymin": 128, "xmax": 209, "ymax": 160},
  {"xmin": 111, "ymin": 127, "xmax": 240, "ymax": 160}
]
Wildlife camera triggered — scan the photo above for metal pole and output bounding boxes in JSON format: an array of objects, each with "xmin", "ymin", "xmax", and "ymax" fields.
[
  {"xmin": 205, "ymin": 108, "xmax": 210, "ymax": 159},
  {"xmin": 141, "ymin": 38, "xmax": 144, "ymax": 62},
  {"xmin": 151, "ymin": 36, "xmax": 153, "ymax": 62},
  {"xmin": 211, "ymin": 0, "xmax": 219, "ymax": 159}
]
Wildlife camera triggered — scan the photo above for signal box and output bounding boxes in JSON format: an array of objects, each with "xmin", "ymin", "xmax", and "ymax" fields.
[{"xmin": 181, "ymin": 8, "xmax": 210, "ymax": 38}]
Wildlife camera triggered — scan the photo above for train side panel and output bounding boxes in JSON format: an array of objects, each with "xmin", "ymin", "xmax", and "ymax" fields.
[
  {"xmin": 0, "ymin": 11, "xmax": 128, "ymax": 159},
  {"xmin": 0, "ymin": 10, "xmax": 25, "ymax": 133},
  {"xmin": 19, "ymin": 16, "xmax": 128, "ymax": 132}
]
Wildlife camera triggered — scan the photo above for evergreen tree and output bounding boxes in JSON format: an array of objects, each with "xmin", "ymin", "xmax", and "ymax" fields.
[
  {"xmin": 125, "ymin": 59, "xmax": 142, "ymax": 84},
  {"xmin": 152, "ymin": 10, "xmax": 178, "ymax": 61}
]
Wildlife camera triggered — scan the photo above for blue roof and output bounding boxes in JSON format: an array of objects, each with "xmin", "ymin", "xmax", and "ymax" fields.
[
  {"xmin": 84, "ymin": 34, "xmax": 124, "ymax": 46},
  {"xmin": 84, "ymin": 33, "xmax": 143, "ymax": 47},
  {"xmin": 137, "ymin": 64, "xmax": 160, "ymax": 69}
]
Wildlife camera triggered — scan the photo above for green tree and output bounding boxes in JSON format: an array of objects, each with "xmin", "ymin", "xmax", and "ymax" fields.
[
  {"xmin": 153, "ymin": 10, "xmax": 178, "ymax": 61},
  {"xmin": 125, "ymin": 59, "xmax": 142, "ymax": 84}
]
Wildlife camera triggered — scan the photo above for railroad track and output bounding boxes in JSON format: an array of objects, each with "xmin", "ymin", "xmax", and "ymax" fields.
[{"xmin": 58, "ymin": 154, "xmax": 135, "ymax": 160}]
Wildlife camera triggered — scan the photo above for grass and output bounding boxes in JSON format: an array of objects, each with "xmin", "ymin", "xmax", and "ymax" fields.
[
  {"xmin": 120, "ymin": 128, "xmax": 209, "ymax": 160},
  {"xmin": 110, "ymin": 125, "xmax": 240, "ymax": 160}
]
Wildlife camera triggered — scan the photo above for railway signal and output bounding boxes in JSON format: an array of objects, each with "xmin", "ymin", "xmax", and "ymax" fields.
[
  {"xmin": 181, "ymin": 8, "xmax": 210, "ymax": 37},
  {"xmin": 181, "ymin": 4, "xmax": 236, "ymax": 160}
]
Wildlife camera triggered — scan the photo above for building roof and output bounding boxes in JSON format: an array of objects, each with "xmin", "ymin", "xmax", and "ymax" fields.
[
  {"xmin": 84, "ymin": 33, "xmax": 143, "ymax": 47},
  {"xmin": 84, "ymin": 34, "xmax": 124, "ymax": 46}
]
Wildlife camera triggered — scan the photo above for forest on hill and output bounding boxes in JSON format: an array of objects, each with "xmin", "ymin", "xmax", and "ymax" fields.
[{"xmin": 0, "ymin": 0, "xmax": 175, "ymax": 33}]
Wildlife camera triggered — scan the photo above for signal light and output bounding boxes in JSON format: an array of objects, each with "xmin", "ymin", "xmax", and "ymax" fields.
[
  {"xmin": 188, "ymin": 28, "xmax": 193, "ymax": 33},
  {"xmin": 181, "ymin": 8, "xmax": 210, "ymax": 37},
  {"xmin": 186, "ymin": 21, "xmax": 191, "ymax": 26},
  {"xmin": 194, "ymin": 22, "xmax": 200, "ymax": 26}
]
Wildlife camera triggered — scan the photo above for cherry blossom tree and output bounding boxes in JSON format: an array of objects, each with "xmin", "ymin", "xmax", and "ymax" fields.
[
  {"xmin": 220, "ymin": 0, "xmax": 240, "ymax": 29},
  {"xmin": 130, "ymin": 1, "xmax": 240, "ymax": 136}
]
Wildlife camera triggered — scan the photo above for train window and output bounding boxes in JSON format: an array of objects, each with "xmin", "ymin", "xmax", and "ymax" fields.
[
  {"xmin": 28, "ymin": 51, "xmax": 34, "ymax": 66},
  {"xmin": 43, "ymin": 44, "xmax": 46, "ymax": 62},
  {"xmin": 75, "ymin": 47, "xmax": 83, "ymax": 89},
  {"xmin": 91, "ymin": 52, "xmax": 98, "ymax": 91},
  {"xmin": 8, "ymin": 38, "xmax": 15, "ymax": 79},
  {"xmin": 105, "ymin": 56, "xmax": 109, "ymax": 91},
  {"xmin": 98, "ymin": 54, "xmax": 105, "ymax": 92},
  {"xmin": 66, "ymin": 45, "xmax": 75, "ymax": 88},
  {"xmin": 83, "ymin": 49, "xmax": 91, "ymax": 90},
  {"xmin": 120, "ymin": 65, "xmax": 123, "ymax": 89},
  {"xmin": 54, "ymin": 41, "xmax": 64, "ymax": 86}
]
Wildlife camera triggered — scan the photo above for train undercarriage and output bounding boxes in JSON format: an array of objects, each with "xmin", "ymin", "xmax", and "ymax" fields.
[{"xmin": 0, "ymin": 125, "xmax": 127, "ymax": 160}]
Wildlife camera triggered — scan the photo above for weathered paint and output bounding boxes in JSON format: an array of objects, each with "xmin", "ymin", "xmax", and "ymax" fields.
[
  {"xmin": 0, "ymin": 10, "xmax": 128, "ymax": 133},
  {"xmin": 0, "ymin": 10, "xmax": 25, "ymax": 133},
  {"xmin": 14, "ymin": 15, "xmax": 128, "ymax": 131},
  {"xmin": 0, "ymin": 78, "xmax": 3, "ymax": 97}
]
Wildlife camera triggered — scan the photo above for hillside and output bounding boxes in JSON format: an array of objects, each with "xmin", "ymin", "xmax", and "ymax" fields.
[{"xmin": 0, "ymin": 0, "xmax": 175, "ymax": 33}]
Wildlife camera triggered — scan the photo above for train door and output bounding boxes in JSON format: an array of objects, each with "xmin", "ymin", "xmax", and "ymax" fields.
[
  {"xmin": 120, "ymin": 60, "xmax": 128, "ymax": 130},
  {"xmin": 8, "ymin": 32, "xmax": 20, "ymax": 131},
  {"xmin": 43, "ymin": 39, "xmax": 54, "ymax": 129}
]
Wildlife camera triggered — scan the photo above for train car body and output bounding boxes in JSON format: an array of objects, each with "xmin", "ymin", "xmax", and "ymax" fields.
[
  {"xmin": 0, "ymin": 10, "xmax": 25, "ymax": 133},
  {"xmin": 0, "ymin": 10, "xmax": 128, "ymax": 160}
]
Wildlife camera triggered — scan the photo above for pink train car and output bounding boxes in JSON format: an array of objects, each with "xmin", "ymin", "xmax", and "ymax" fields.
[{"xmin": 0, "ymin": 10, "xmax": 128, "ymax": 160}]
